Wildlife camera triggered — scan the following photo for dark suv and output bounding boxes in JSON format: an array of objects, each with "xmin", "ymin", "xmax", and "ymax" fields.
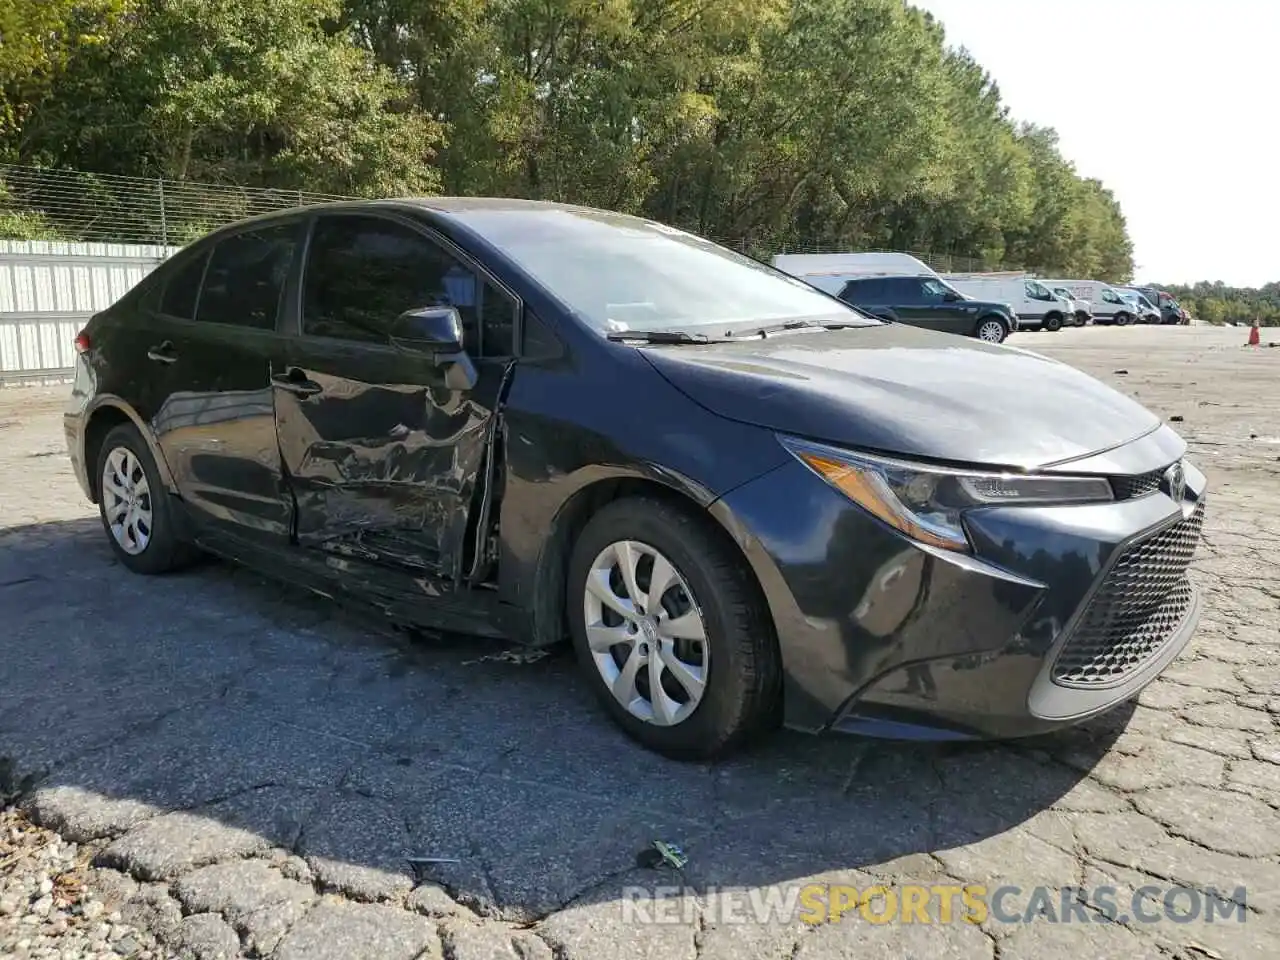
[
  {"xmin": 63, "ymin": 199, "xmax": 1205, "ymax": 760},
  {"xmin": 837, "ymin": 275, "xmax": 1017, "ymax": 343}
]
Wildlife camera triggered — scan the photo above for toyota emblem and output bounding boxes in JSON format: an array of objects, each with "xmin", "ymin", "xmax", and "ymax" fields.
[{"xmin": 1165, "ymin": 461, "xmax": 1186, "ymax": 502}]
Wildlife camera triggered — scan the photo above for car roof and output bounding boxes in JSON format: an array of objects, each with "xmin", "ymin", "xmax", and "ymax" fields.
[{"xmin": 186, "ymin": 197, "xmax": 656, "ymax": 249}]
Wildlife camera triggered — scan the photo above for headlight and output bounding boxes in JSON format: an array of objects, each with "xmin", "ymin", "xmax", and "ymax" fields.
[{"xmin": 780, "ymin": 438, "xmax": 1115, "ymax": 552}]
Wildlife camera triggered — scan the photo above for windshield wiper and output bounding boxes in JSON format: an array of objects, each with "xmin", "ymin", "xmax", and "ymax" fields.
[
  {"xmin": 730, "ymin": 318, "xmax": 866, "ymax": 338},
  {"xmin": 605, "ymin": 330, "xmax": 718, "ymax": 344}
]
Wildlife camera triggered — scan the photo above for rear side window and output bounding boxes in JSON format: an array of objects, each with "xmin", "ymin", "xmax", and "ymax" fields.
[
  {"xmin": 159, "ymin": 251, "xmax": 208, "ymax": 320},
  {"xmin": 839, "ymin": 279, "xmax": 884, "ymax": 303},
  {"xmin": 302, "ymin": 214, "xmax": 517, "ymax": 357},
  {"xmin": 195, "ymin": 224, "xmax": 299, "ymax": 329},
  {"xmin": 887, "ymin": 278, "xmax": 924, "ymax": 303}
]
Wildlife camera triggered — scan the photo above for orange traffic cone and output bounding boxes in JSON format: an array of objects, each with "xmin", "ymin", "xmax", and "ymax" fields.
[{"xmin": 1248, "ymin": 321, "xmax": 1260, "ymax": 346}]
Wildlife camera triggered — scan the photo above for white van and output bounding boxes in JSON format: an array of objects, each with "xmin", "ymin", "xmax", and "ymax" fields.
[
  {"xmin": 1049, "ymin": 286, "xmax": 1092, "ymax": 326},
  {"xmin": 1115, "ymin": 287, "xmax": 1164, "ymax": 324},
  {"xmin": 1041, "ymin": 279, "xmax": 1138, "ymax": 326},
  {"xmin": 771, "ymin": 252, "xmax": 938, "ymax": 295},
  {"xmin": 942, "ymin": 273, "xmax": 1072, "ymax": 332}
]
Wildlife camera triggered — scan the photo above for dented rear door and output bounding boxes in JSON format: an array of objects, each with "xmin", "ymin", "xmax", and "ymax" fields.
[{"xmin": 274, "ymin": 211, "xmax": 515, "ymax": 580}]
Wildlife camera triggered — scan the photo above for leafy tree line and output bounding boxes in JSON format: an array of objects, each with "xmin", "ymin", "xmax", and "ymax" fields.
[
  {"xmin": 1, "ymin": 0, "xmax": 1135, "ymax": 279},
  {"xmin": 1159, "ymin": 282, "xmax": 1280, "ymax": 327}
]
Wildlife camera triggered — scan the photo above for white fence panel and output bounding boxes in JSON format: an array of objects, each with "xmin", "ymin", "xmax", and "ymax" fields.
[{"xmin": 0, "ymin": 242, "xmax": 173, "ymax": 384}]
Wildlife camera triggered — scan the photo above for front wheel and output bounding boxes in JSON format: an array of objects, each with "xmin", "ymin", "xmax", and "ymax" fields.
[
  {"xmin": 1042, "ymin": 313, "xmax": 1064, "ymax": 333},
  {"xmin": 1115, "ymin": 312, "xmax": 1133, "ymax": 326},
  {"xmin": 95, "ymin": 424, "xmax": 198, "ymax": 575},
  {"xmin": 567, "ymin": 497, "xmax": 781, "ymax": 760},
  {"xmin": 975, "ymin": 317, "xmax": 1009, "ymax": 344}
]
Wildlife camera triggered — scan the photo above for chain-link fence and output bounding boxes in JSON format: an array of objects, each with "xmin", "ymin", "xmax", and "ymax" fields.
[
  {"xmin": 0, "ymin": 163, "xmax": 349, "ymax": 248},
  {"xmin": 1, "ymin": 162, "xmax": 1009, "ymax": 273}
]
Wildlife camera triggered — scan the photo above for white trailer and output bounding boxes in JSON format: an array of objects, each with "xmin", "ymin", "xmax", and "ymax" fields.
[{"xmin": 771, "ymin": 252, "xmax": 938, "ymax": 295}]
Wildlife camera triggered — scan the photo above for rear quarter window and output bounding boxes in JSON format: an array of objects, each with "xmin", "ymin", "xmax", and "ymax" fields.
[{"xmin": 158, "ymin": 250, "xmax": 210, "ymax": 320}]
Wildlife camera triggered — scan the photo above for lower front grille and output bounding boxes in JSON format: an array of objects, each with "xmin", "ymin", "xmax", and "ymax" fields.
[{"xmin": 1052, "ymin": 501, "xmax": 1204, "ymax": 687}]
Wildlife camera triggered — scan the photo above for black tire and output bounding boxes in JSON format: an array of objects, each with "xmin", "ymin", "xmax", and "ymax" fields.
[
  {"xmin": 974, "ymin": 316, "xmax": 1009, "ymax": 344},
  {"xmin": 1115, "ymin": 312, "xmax": 1133, "ymax": 326},
  {"xmin": 95, "ymin": 423, "xmax": 198, "ymax": 575},
  {"xmin": 1042, "ymin": 313, "xmax": 1064, "ymax": 333},
  {"xmin": 566, "ymin": 496, "xmax": 781, "ymax": 760}
]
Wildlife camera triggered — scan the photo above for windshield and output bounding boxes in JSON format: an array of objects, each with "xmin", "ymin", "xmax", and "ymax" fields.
[{"xmin": 452, "ymin": 207, "xmax": 881, "ymax": 333}]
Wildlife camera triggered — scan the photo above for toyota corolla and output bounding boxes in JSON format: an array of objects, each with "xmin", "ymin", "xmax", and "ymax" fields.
[{"xmin": 64, "ymin": 199, "xmax": 1206, "ymax": 759}]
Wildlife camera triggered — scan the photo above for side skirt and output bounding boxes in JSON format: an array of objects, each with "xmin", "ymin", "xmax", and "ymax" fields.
[{"xmin": 190, "ymin": 516, "xmax": 524, "ymax": 643}]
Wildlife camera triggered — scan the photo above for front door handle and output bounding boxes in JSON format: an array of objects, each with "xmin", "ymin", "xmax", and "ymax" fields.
[
  {"xmin": 146, "ymin": 341, "xmax": 178, "ymax": 364},
  {"xmin": 271, "ymin": 371, "xmax": 322, "ymax": 397}
]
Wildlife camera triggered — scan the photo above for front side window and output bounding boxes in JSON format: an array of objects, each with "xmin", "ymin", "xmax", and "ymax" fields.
[
  {"xmin": 195, "ymin": 224, "xmax": 299, "ymax": 329},
  {"xmin": 1025, "ymin": 281, "xmax": 1053, "ymax": 301},
  {"xmin": 1101, "ymin": 288, "xmax": 1122, "ymax": 303},
  {"xmin": 921, "ymin": 279, "xmax": 951, "ymax": 300},
  {"xmin": 302, "ymin": 215, "xmax": 515, "ymax": 356},
  {"xmin": 448, "ymin": 208, "xmax": 880, "ymax": 334}
]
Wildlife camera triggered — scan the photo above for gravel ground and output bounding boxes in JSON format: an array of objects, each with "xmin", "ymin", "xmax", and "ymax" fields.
[{"xmin": 1, "ymin": 324, "xmax": 1277, "ymax": 960}]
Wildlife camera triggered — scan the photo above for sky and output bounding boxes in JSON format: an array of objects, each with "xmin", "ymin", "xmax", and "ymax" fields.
[{"xmin": 911, "ymin": 0, "xmax": 1278, "ymax": 288}]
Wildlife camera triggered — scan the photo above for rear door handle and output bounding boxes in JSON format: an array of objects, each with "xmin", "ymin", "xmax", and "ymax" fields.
[
  {"xmin": 271, "ymin": 371, "xmax": 322, "ymax": 397},
  {"xmin": 146, "ymin": 341, "xmax": 178, "ymax": 364}
]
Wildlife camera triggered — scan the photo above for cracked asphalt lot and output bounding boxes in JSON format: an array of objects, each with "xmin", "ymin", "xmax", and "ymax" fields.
[{"xmin": 2, "ymin": 325, "xmax": 1278, "ymax": 960}]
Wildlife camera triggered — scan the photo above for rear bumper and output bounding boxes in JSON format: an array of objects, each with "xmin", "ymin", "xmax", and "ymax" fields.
[
  {"xmin": 64, "ymin": 413, "xmax": 92, "ymax": 500},
  {"xmin": 710, "ymin": 454, "xmax": 1207, "ymax": 740}
]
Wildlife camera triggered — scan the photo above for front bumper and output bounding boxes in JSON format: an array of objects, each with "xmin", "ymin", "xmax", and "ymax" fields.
[{"xmin": 710, "ymin": 445, "xmax": 1206, "ymax": 740}]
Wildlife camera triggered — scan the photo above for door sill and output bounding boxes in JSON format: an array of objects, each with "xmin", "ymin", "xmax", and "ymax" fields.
[{"xmin": 192, "ymin": 527, "xmax": 515, "ymax": 641}]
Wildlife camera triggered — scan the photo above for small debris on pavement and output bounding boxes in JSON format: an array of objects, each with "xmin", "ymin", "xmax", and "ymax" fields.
[
  {"xmin": 635, "ymin": 841, "xmax": 689, "ymax": 872},
  {"xmin": 407, "ymin": 856, "xmax": 461, "ymax": 886},
  {"xmin": 461, "ymin": 648, "xmax": 550, "ymax": 666},
  {"xmin": 1169, "ymin": 415, "xmax": 1184, "ymax": 422},
  {"xmin": 1113, "ymin": 369, "xmax": 1128, "ymax": 374}
]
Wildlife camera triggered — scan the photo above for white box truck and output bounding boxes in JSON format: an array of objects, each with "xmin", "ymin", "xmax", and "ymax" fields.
[
  {"xmin": 943, "ymin": 273, "xmax": 1072, "ymax": 332},
  {"xmin": 771, "ymin": 252, "xmax": 938, "ymax": 295},
  {"xmin": 1040, "ymin": 279, "xmax": 1140, "ymax": 326}
]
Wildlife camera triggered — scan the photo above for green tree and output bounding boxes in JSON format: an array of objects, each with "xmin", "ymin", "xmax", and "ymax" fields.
[
  {"xmin": 15, "ymin": 0, "xmax": 442, "ymax": 196},
  {"xmin": 0, "ymin": 0, "xmax": 124, "ymax": 146}
]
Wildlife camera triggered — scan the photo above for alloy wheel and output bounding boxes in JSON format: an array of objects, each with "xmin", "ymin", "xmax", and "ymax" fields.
[
  {"xmin": 582, "ymin": 539, "xmax": 709, "ymax": 726},
  {"xmin": 977, "ymin": 320, "xmax": 1006, "ymax": 343},
  {"xmin": 101, "ymin": 446, "xmax": 153, "ymax": 556}
]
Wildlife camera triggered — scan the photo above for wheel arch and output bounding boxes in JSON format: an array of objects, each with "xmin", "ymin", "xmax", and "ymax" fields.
[
  {"xmin": 527, "ymin": 474, "xmax": 781, "ymax": 659},
  {"xmin": 83, "ymin": 398, "xmax": 176, "ymax": 501}
]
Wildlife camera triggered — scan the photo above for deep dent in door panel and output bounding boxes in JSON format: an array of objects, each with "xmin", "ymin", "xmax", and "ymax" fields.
[{"xmin": 274, "ymin": 369, "xmax": 494, "ymax": 574}]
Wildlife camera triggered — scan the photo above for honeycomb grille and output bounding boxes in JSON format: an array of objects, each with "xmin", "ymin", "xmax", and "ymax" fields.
[
  {"xmin": 1052, "ymin": 501, "xmax": 1204, "ymax": 687},
  {"xmin": 1111, "ymin": 469, "xmax": 1165, "ymax": 500}
]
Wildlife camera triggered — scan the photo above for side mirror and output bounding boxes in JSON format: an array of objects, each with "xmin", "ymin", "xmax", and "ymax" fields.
[
  {"xmin": 389, "ymin": 306, "xmax": 477, "ymax": 391},
  {"xmin": 391, "ymin": 306, "xmax": 464, "ymax": 349},
  {"xmin": 943, "ymin": 290, "xmax": 961, "ymax": 302}
]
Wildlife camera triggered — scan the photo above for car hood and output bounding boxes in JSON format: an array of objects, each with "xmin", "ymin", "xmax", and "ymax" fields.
[{"xmin": 639, "ymin": 324, "xmax": 1161, "ymax": 470}]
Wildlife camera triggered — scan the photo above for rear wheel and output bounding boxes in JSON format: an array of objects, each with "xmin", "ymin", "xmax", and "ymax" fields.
[
  {"xmin": 1042, "ymin": 313, "xmax": 1064, "ymax": 333},
  {"xmin": 95, "ymin": 424, "xmax": 198, "ymax": 575},
  {"xmin": 567, "ymin": 497, "xmax": 780, "ymax": 760},
  {"xmin": 975, "ymin": 317, "xmax": 1009, "ymax": 344}
]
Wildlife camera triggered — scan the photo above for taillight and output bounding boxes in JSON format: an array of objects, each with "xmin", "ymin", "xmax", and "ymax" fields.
[{"xmin": 74, "ymin": 330, "xmax": 91, "ymax": 353}]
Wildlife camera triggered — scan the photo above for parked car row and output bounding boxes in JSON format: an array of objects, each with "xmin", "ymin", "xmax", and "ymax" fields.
[{"xmin": 770, "ymin": 253, "xmax": 1189, "ymax": 342}]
